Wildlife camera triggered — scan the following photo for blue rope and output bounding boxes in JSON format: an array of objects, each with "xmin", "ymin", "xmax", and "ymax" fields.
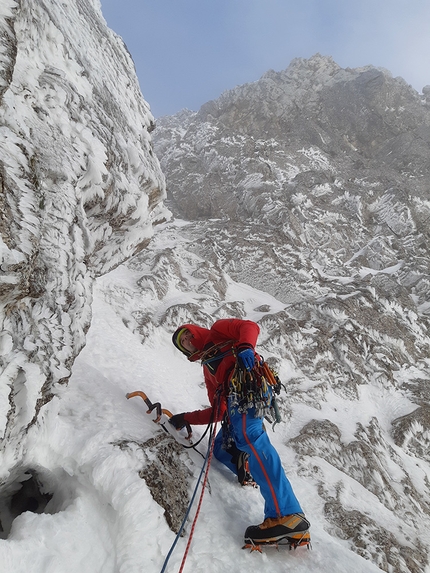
[{"xmin": 159, "ymin": 425, "xmax": 214, "ymax": 573}]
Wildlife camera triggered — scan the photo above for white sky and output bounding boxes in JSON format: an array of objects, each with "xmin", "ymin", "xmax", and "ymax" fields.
[{"xmin": 101, "ymin": 0, "xmax": 430, "ymax": 118}]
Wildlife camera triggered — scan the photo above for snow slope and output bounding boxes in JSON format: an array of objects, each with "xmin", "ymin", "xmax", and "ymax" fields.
[{"xmin": 1, "ymin": 221, "xmax": 427, "ymax": 573}]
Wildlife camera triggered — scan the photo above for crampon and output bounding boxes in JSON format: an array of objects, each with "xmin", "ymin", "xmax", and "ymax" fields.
[
  {"xmin": 243, "ymin": 531, "xmax": 311, "ymax": 553},
  {"xmin": 242, "ymin": 477, "xmax": 258, "ymax": 488},
  {"xmin": 237, "ymin": 452, "xmax": 258, "ymax": 488}
]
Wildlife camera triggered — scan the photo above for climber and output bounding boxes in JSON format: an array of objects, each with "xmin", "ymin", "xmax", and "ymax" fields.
[{"xmin": 170, "ymin": 318, "xmax": 310, "ymax": 546}]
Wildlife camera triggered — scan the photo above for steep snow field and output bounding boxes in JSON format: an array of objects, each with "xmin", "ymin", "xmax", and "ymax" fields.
[{"xmin": 0, "ymin": 243, "xmax": 416, "ymax": 573}]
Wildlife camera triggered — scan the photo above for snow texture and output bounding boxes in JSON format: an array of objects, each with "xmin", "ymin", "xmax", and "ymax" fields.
[
  {"xmin": 0, "ymin": 5, "xmax": 429, "ymax": 573},
  {"xmin": 0, "ymin": 251, "xmax": 404, "ymax": 573},
  {"xmin": 0, "ymin": 0, "xmax": 168, "ymax": 453}
]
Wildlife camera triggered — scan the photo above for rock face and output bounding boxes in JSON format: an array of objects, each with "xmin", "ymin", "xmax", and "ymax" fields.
[
  {"xmin": 154, "ymin": 54, "xmax": 430, "ymax": 222},
  {"xmin": 148, "ymin": 54, "xmax": 430, "ymax": 572},
  {"xmin": 0, "ymin": 0, "xmax": 167, "ymax": 450},
  {"xmin": 153, "ymin": 53, "xmax": 429, "ymax": 344},
  {"xmin": 113, "ymin": 434, "xmax": 193, "ymax": 535}
]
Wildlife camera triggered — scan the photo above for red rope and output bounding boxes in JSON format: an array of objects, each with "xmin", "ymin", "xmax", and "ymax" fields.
[{"xmin": 177, "ymin": 419, "xmax": 218, "ymax": 573}]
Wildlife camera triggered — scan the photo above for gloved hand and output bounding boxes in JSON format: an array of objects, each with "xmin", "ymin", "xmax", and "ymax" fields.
[
  {"xmin": 169, "ymin": 413, "xmax": 187, "ymax": 430},
  {"xmin": 238, "ymin": 348, "xmax": 255, "ymax": 371}
]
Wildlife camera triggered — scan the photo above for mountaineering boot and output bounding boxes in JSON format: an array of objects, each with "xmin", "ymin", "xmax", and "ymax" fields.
[
  {"xmin": 244, "ymin": 513, "xmax": 311, "ymax": 546},
  {"xmin": 236, "ymin": 452, "xmax": 256, "ymax": 487}
]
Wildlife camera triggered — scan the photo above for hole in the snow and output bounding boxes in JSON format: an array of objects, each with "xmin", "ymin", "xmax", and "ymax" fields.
[{"xmin": 0, "ymin": 468, "xmax": 54, "ymax": 539}]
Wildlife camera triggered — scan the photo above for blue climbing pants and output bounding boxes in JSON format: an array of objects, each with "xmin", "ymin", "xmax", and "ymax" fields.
[{"xmin": 214, "ymin": 395, "xmax": 302, "ymax": 519}]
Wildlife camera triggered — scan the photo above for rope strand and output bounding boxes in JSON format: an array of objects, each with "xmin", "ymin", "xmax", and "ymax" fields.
[
  {"xmin": 177, "ymin": 419, "xmax": 218, "ymax": 573},
  {"xmin": 159, "ymin": 431, "xmax": 213, "ymax": 573},
  {"xmin": 159, "ymin": 393, "xmax": 221, "ymax": 573}
]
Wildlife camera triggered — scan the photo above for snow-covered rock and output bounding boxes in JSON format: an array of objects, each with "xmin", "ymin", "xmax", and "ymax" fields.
[{"xmin": 0, "ymin": 0, "xmax": 167, "ymax": 467}]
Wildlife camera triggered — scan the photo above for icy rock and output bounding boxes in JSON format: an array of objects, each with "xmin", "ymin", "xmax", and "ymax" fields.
[
  {"xmin": 114, "ymin": 434, "xmax": 192, "ymax": 535},
  {"xmin": 0, "ymin": 1, "xmax": 168, "ymax": 448}
]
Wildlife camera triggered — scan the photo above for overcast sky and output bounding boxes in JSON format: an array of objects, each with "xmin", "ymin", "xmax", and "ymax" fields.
[{"xmin": 100, "ymin": 0, "xmax": 430, "ymax": 118}]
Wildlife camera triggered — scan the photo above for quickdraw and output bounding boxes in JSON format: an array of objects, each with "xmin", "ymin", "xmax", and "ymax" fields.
[{"xmin": 229, "ymin": 359, "xmax": 284, "ymax": 428}]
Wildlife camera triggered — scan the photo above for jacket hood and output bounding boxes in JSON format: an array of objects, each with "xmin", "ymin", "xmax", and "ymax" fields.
[{"xmin": 171, "ymin": 324, "xmax": 210, "ymax": 359}]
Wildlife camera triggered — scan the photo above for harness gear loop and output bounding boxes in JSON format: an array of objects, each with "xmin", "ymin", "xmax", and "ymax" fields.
[{"xmin": 228, "ymin": 358, "xmax": 283, "ymax": 423}]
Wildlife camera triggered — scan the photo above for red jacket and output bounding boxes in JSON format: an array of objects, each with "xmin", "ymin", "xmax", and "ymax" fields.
[{"xmin": 176, "ymin": 319, "xmax": 260, "ymax": 425}]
